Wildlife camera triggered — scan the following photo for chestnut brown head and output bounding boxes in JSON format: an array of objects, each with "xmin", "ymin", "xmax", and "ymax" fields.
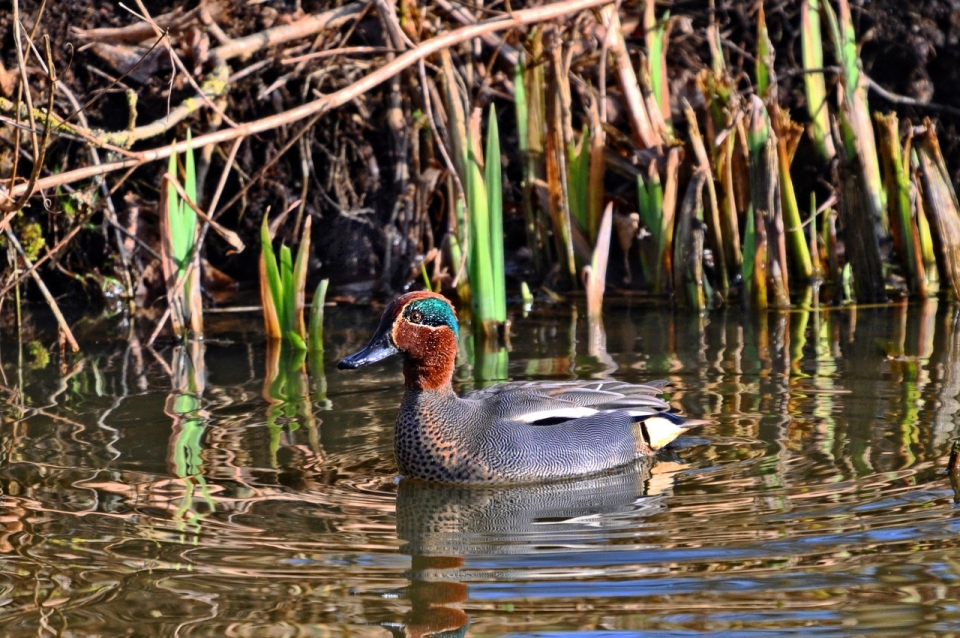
[{"xmin": 338, "ymin": 292, "xmax": 459, "ymax": 389}]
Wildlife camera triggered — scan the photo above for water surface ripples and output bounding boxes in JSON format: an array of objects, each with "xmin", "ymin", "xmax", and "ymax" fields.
[{"xmin": 2, "ymin": 301, "xmax": 960, "ymax": 636}]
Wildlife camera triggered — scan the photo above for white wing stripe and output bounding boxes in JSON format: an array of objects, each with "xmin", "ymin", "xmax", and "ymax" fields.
[{"xmin": 517, "ymin": 407, "xmax": 599, "ymax": 423}]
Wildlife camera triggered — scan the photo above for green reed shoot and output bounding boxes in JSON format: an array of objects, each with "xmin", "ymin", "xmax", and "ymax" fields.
[
  {"xmin": 756, "ymin": 5, "xmax": 773, "ymax": 99},
  {"xmin": 645, "ymin": 2, "xmax": 672, "ymax": 133},
  {"xmin": 160, "ymin": 133, "xmax": 203, "ymax": 338},
  {"xmin": 308, "ymin": 278, "xmax": 329, "ymax": 352},
  {"xmin": 514, "ymin": 55, "xmax": 539, "ymax": 272},
  {"xmin": 877, "ymin": 113, "xmax": 926, "ymax": 297},
  {"xmin": 568, "ymin": 124, "xmax": 590, "ymax": 236},
  {"xmin": 260, "ymin": 216, "xmax": 312, "ymax": 348},
  {"xmin": 823, "ymin": 0, "xmax": 887, "ymax": 234},
  {"xmin": 637, "ymin": 162, "xmax": 665, "ymax": 291},
  {"xmin": 773, "ymin": 107, "xmax": 814, "ymax": 280},
  {"xmin": 743, "ymin": 98, "xmax": 771, "ymax": 308},
  {"xmin": 465, "ymin": 105, "xmax": 507, "ymax": 336},
  {"xmin": 801, "ymin": 0, "xmax": 836, "ymax": 161}
]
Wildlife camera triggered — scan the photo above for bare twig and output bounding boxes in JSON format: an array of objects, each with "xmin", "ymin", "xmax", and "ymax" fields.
[
  {"xmin": 434, "ymin": 0, "xmax": 519, "ymax": 65},
  {"xmin": 281, "ymin": 46, "xmax": 397, "ymax": 64},
  {"xmin": 163, "ymin": 172, "xmax": 244, "ymax": 251},
  {"xmin": 213, "ymin": 3, "xmax": 369, "ymax": 61},
  {"xmin": 5, "ymin": 0, "xmax": 612, "ymax": 207},
  {"xmin": 4, "ymin": 227, "xmax": 79, "ymax": 351},
  {"xmin": 0, "ymin": 208, "xmax": 94, "ymax": 298}
]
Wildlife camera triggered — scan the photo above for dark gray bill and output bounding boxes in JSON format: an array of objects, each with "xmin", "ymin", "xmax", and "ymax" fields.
[{"xmin": 337, "ymin": 329, "xmax": 399, "ymax": 369}]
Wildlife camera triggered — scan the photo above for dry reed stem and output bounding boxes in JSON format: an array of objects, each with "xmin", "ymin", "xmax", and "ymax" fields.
[
  {"xmin": 916, "ymin": 123, "xmax": 960, "ymax": 299},
  {"xmin": 433, "ymin": 0, "xmax": 519, "ymax": 65},
  {"xmin": 601, "ymin": 4, "xmax": 661, "ymax": 149},
  {"xmin": 584, "ymin": 202, "xmax": 613, "ymax": 318},
  {"xmin": 674, "ymin": 170, "xmax": 707, "ymax": 308},
  {"xmin": 3, "ymin": 0, "xmax": 612, "ymax": 205},
  {"xmin": 682, "ymin": 98, "xmax": 727, "ymax": 292}
]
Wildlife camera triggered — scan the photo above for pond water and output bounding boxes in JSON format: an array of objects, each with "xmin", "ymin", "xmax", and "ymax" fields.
[{"xmin": 2, "ymin": 300, "xmax": 960, "ymax": 636}]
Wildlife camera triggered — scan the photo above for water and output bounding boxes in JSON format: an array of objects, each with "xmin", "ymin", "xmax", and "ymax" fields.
[{"xmin": 2, "ymin": 300, "xmax": 960, "ymax": 636}]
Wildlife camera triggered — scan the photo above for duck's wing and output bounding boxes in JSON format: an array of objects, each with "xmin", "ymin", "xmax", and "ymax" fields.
[{"xmin": 463, "ymin": 379, "xmax": 672, "ymax": 421}]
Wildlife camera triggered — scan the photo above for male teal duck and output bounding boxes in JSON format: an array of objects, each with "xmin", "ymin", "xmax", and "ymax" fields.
[{"xmin": 338, "ymin": 291, "xmax": 696, "ymax": 483}]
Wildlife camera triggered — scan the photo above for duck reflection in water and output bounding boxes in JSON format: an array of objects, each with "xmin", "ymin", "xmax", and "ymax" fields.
[{"xmin": 387, "ymin": 458, "xmax": 682, "ymax": 637}]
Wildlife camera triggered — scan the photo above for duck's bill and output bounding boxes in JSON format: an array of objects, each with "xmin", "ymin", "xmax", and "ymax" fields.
[{"xmin": 337, "ymin": 331, "xmax": 399, "ymax": 369}]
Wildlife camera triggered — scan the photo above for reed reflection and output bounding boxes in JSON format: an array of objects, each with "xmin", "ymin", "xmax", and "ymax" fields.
[
  {"xmin": 165, "ymin": 341, "xmax": 215, "ymax": 528},
  {"xmin": 262, "ymin": 339, "xmax": 325, "ymax": 472}
]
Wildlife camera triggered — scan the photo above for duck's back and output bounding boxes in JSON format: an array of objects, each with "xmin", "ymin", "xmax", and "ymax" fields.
[{"xmin": 395, "ymin": 380, "xmax": 689, "ymax": 483}]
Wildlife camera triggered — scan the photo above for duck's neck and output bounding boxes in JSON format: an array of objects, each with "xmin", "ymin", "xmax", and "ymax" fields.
[
  {"xmin": 396, "ymin": 325, "xmax": 458, "ymax": 392},
  {"xmin": 402, "ymin": 359, "xmax": 455, "ymax": 392}
]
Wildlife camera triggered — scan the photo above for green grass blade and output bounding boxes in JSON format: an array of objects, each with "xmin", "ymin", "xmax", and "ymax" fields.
[
  {"xmin": 515, "ymin": 57, "xmax": 528, "ymax": 156},
  {"xmin": 645, "ymin": 3, "xmax": 672, "ymax": 132},
  {"xmin": 309, "ymin": 278, "xmax": 329, "ymax": 352},
  {"xmin": 291, "ymin": 217, "xmax": 311, "ymax": 339},
  {"xmin": 801, "ymin": 0, "xmax": 835, "ymax": 161},
  {"xmin": 756, "ymin": 5, "xmax": 773, "ymax": 99},
  {"xmin": 260, "ymin": 216, "xmax": 284, "ymax": 339},
  {"xmin": 568, "ymin": 125, "xmax": 590, "ymax": 234},
  {"xmin": 484, "ymin": 105, "xmax": 506, "ymax": 323},
  {"xmin": 466, "ymin": 116, "xmax": 494, "ymax": 329},
  {"xmin": 280, "ymin": 245, "xmax": 294, "ymax": 336}
]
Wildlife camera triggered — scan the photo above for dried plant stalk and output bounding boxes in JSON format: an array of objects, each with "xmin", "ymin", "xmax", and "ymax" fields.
[
  {"xmin": 601, "ymin": 4, "xmax": 661, "ymax": 148},
  {"xmin": 877, "ymin": 113, "xmax": 926, "ymax": 297},
  {"xmin": 683, "ymin": 99, "xmax": 727, "ymax": 293},
  {"xmin": 771, "ymin": 104, "xmax": 814, "ymax": 281},
  {"xmin": 915, "ymin": 123, "xmax": 960, "ymax": 299},
  {"xmin": 746, "ymin": 96, "xmax": 790, "ymax": 308},
  {"xmin": 584, "ymin": 202, "xmax": 613, "ymax": 318},
  {"xmin": 674, "ymin": 170, "xmax": 708, "ymax": 309}
]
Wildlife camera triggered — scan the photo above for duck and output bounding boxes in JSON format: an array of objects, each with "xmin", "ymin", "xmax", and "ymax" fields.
[{"xmin": 337, "ymin": 291, "xmax": 697, "ymax": 483}]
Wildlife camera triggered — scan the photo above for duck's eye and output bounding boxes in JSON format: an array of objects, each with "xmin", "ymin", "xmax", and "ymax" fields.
[{"xmin": 407, "ymin": 308, "xmax": 423, "ymax": 323}]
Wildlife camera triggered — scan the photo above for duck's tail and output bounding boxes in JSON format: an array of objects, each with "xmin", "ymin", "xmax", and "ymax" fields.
[{"xmin": 633, "ymin": 411, "xmax": 707, "ymax": 452}]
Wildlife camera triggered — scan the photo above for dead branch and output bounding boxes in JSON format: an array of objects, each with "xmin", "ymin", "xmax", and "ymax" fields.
[{"xmin": 1, "ymin": 0, "xmax": 612, "ymax": 207}]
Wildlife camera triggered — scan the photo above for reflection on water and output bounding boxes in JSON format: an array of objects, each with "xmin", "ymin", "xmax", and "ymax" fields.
[{"xmin": 2, "ymin": 300, "xmax": 960, "ymax": 635}]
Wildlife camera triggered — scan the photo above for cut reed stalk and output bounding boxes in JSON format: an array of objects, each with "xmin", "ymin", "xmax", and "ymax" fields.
[
  {"xmin": 915, "ymin": 122, "xmax": 960, "ymax": 299},
  {"xmin": 601, "ymin": 4, "xmax": 661, "ymax": 148},
  {"xmin": 746, "ymin": 96, "xmax": 790, "ymax": 308},
  {"xmin": 877, "ymin": 112, "xmax": 926, "ymax": 297},
  {"xmin": 584, "ymin": 202, "xmax": 613, "ymax": 319},
  {"xmin": 586, "ymin": 98, "xmax": 606, "ymax": 245},
  {"xmin": 683, "ymin": 99, "xmax": 727, "ymax": 293},
  {"xmin": 770, "ymin": 104, "xmax": 814, "ymax": 281},
  {"xmin": 910, "ymin": 146, "xmax": 939, "ymax": 290},
  {"xmin": 527, "ymin": 31, "xmax": 552, "ymax": 265},
  {"xmin": 697, "ymin": 68, "xmax": 742, "ymax": 279},
  {"xmin": 801, "ymin": 0, "xmax": 836, "ymax": 161},
  {"xmin": 674, "ymin": 170, "xmax": 708, "ymax": 310},
  {"xmin": 823, "ymin": 0, "xmax": 888, "ymax": 238},
  {"xmin": 514, "ymin": 54, "xmax": 535, "ymax": 269},
  {"xmin": 545, "ymin": 44, "xmax": 578, "ymax": 284}
]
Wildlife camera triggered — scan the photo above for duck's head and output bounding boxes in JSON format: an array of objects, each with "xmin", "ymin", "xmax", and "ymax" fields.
[{"xmin": 338, "ymin": 291, "xmax": 460, "ymax": 390}]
